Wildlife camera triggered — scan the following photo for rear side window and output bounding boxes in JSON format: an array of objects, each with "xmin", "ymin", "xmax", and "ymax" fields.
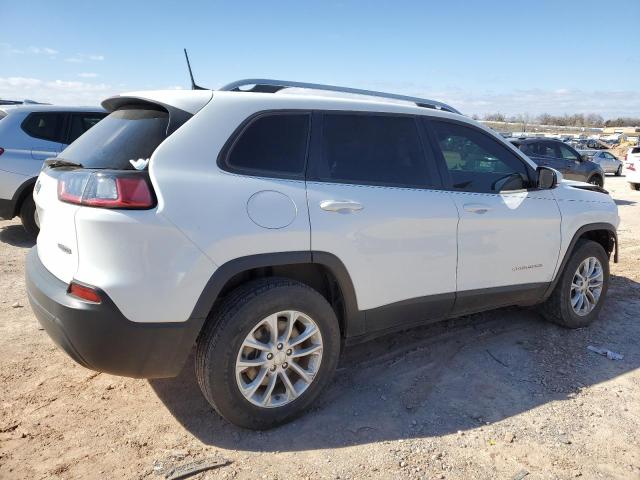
[
  {"xmin": 224, "ymin": 113, "xmax": 310, "ymax": 177},
  {"xmin": 310, "ymin": 113, "xmax": 431, "ymax": 188},
  {"xmin": 60, "ymin": 106, "xmax": 170, "ymax": 170},
  {"xmin": 430, "ymin": 120, "xmax": 530, "ymax": 193},
  {"xmin": 521, "ymin": 142, "xmax": 557, "ymax": 158},
  {"xmin": 67, "ymin": 113, "xmax": 107, "ymax": 144},
  {"xmin": 22, "ymin": 112, "xmax": 66, "ymax": 142}
]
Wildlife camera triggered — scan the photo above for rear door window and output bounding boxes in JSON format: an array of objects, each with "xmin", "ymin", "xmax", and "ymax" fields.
[
  {"xmin": 21, "ymin": 112, "xmax": 66, "ymax": 142},
  {"xmin": 521, "ymin": 142, "xmax": 556, "ymax": 158},
  {"xmin": 60, "ymin": 106, "xmax": 171, "ymax": 170},
  {"xmin": 309, "ymin": 113, "xmax": 433, "ymax": 188},
  {"xmin": 223, "ymin": 113, "xmax": 310, "ymax": 177},
  {"xmin": 67, "ymin": 112, "xmax": 107, "ymax": 144}
]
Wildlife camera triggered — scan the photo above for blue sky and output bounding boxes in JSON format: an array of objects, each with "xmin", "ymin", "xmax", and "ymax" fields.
[{"xmin": 1, "ymin": 0, "xmax": 638, "ymax": 117}]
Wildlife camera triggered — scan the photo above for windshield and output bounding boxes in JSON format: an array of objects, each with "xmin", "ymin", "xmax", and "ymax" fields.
[{"xmin": 60, "ymin": 106, "xmax": 170, "ymax": 170}]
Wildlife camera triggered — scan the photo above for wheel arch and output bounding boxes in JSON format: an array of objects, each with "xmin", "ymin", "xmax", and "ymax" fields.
[
  {"xmin": 543, "ymin": 222, "xmax": 618, "ymax": 299},
  {"xmin": 9, "ymin": 176, "xmax": 37, "ymax": 218},
  {"xmin": 190, "ymin": 252, "xmax": 363, "ymax": 339}
]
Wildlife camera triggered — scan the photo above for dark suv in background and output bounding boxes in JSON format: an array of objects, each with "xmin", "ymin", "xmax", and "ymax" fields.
[{"xmin": 510, "ymin": 138, "xmax": 605, "ymax": 187}]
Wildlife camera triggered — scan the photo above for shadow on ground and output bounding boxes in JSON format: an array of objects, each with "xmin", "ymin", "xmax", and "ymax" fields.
[
  {"xmin": 614, "ymin": 199, "xmax": 636, "ymax": 206},
  {"xmin": 0, "ymin": 223, "xmax": 35, "ymax": 248},
  {"xmin": 150, "ymin": 274, "xmax": 639, "ymax": 451}
]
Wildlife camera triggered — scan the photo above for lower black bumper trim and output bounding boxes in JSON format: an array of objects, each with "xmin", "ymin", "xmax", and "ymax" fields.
[{"xmin": 25, "ymin": 247, "xmax": 205, "ymax": 378}]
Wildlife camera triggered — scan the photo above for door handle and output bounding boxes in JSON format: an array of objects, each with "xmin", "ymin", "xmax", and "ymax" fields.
[
  {"xmin": 463, "ymin": 203, "xmax": 491, "ymax": 214},
  {"xmin": 320, "ymin": 200, "xmax": 364, "ymax": 213}
]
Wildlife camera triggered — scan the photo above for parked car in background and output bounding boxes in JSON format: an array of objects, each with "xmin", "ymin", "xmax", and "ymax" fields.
[
  {"xmin": 510, "ymin": 138, "xmax": 605, "ymax": 186},
  {"xmin": 625, "ymin": 146, "xmax": 640, "ymax": 191},
  {"xmin": 0, "ymin": 105, "xmax": 106, "ymax": 235},
  {"xmin": 0, "ymin": 99, "xmax": 47, "ymax": 106},
  {"xmin": 26, "ymin": 80, "xmax": 619, "ymax": 429},
  {"xmin": 579, "ymin": 150, "xmax": 623, "ymax": 176},
  {"xmin": 574, "ymin": 139, "xmax": 611, "ymax": 150}
]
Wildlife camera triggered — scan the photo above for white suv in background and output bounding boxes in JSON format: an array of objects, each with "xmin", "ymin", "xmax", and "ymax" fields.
[
  {"xmin": 26, "ymin": 80, "xmax": 619, "ymax": 429},
  {"xmin": 625, "ymin": 146, "xmax": 640, "ymax": 190},
  {"xmin": 0, "ymin": 105, "xmax": 106, "ymax": 235}
]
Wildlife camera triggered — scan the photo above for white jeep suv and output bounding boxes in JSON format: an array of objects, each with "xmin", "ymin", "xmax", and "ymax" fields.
[{"xmin": 26, "ymin": 80, "xmax": 619, "ymax": 429}]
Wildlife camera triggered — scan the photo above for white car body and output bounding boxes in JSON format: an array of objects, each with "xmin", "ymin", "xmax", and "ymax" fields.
[
  {"xmin": 26, "ymin": 83, "xmax": 620, "ymax": 381},
  {"xmin": 625, "ymin": 146, "xmax": 640, "ymax": 186}
]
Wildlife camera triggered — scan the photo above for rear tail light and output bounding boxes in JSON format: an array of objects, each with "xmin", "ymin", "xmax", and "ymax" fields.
[
  {"xmin": 625, "ymin": 154, "xmax": 628, "ymax": 161},
  {"xmin": 628, "ymin": 163, "xmax": 636, "ymax": 171},
  {"xmin": 68, "ymin": 282, "xmax": 102, "ymax": 303},
  {"xmin": 58, "ymin": 171, "xmax": 155, "ymax": 209},
  {"xmin": 0, "ymin": 147, "xmax": 4, "ymax": 156}
]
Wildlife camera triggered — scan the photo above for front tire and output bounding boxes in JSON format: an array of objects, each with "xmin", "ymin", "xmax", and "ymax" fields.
[
  {"xmin": 195, "ymin": 278, "xmax": 341, "ymax": 429},
  {"xmin": 538, "ymin": 240, "xmax": 609, "ymax": 328},
  {"xmin": 630, "ymin": 182, "xmax": 640, "ymax": 191},
  {"xmin": 19, "ymin": 194, "xmax": 39, "ymax": 238}
]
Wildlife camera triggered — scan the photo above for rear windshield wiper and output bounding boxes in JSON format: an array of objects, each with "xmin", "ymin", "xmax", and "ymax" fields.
[{"xmin": 44, "ymin": 158, "xmax": 83, "ymax": 169}]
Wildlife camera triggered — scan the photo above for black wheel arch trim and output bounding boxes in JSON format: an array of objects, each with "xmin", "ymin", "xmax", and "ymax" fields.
[
  {"xmin": 189, "ymin": 251, "xmax": 365, "ymax": 337},
  {"xmin": 543, "ymin": 222, "xmax": 618, "ymax": 300}
]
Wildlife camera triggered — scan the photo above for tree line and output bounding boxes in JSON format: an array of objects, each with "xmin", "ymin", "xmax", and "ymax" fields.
[{"xmin": 478, "ymin": 113, "xmax": 640, "ymax": 128}]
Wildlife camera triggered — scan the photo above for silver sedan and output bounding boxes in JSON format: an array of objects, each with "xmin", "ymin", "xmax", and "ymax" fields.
[{"xmin": 578, "ymin": 150, "xmax": 623, "ymax": 175}]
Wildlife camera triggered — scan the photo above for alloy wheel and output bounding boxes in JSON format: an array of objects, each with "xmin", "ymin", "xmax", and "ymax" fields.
[
  {"xmin": 235, "ymin": 310, "xmax": 323, "ymax": 408},
  {"xmin": 570, "ymin": 256, "xmax": 603, "ymax": 316}
]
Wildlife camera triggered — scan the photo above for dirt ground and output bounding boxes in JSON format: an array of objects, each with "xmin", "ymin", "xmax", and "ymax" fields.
[{"xmin": 1, "ymin": 176, "xmax": 639, "ymax": 480}]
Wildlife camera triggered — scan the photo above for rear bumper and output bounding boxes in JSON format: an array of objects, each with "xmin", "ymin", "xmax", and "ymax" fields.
[{"xmin": 25, "ymin": 247, "xmax": 204, "ymax": 378}]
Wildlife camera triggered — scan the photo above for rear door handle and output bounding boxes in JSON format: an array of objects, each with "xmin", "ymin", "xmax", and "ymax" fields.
[
  {"xmin": 320, "ymin": 200, "xmax": 364, "ymax": 213},
  {"xmin": 463, "ymin": 203, "xmax": 491, "ymax": 214}
]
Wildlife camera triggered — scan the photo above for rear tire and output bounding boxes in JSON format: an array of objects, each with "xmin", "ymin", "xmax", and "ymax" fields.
[
  {"xmin": 538, "ymin": 240, "xmax": 609, "ymax": 328},
  {"xmin": 195, "ymin": 277, "xmax": 341, "ymax": 429},
  {"xmin": 630, "ymin": 182, "xmax": 640, "ymax": 191},
  {"xmin": 19, "ymin": 194, "xmax": 39, "ymax": 238},
  {"xmin": 615, "ymin": 166, "xmax": 622, "ymax": 176}
]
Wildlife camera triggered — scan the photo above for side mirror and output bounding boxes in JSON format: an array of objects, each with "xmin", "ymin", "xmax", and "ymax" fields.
[
  {"xmin": 492, "ymin": 172, "xmax": 527, "ymax": 192},
  {"xmin": 537, "ymin": 166, "xmax": 558, "ymax": 189},
  {"xmin": 581, "ymin": 154, "xmax": 590, "ymax": 162}
]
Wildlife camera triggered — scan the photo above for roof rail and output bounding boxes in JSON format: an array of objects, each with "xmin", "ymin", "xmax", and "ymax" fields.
[{"xmin": 218, "ymin": 79, "xmax": 461, "ymax": 115}]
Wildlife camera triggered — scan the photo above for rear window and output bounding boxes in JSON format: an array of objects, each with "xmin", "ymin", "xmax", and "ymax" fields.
[
  {"xmin": 60, "ymin": 106, "xmax": 170, "ymax": 170},
  {"xmin": 632, "ymin": 147, "xmax": 640, "ymax": 154}
]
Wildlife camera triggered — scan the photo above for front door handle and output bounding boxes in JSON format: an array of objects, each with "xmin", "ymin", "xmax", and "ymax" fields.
[
  {"xmin": 463, "ymin": 203, "xmax": 491, "ymax": 214},
  {"xmin": 320, "ymin": 200, "xmax": 364, "ymax": 213}
]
